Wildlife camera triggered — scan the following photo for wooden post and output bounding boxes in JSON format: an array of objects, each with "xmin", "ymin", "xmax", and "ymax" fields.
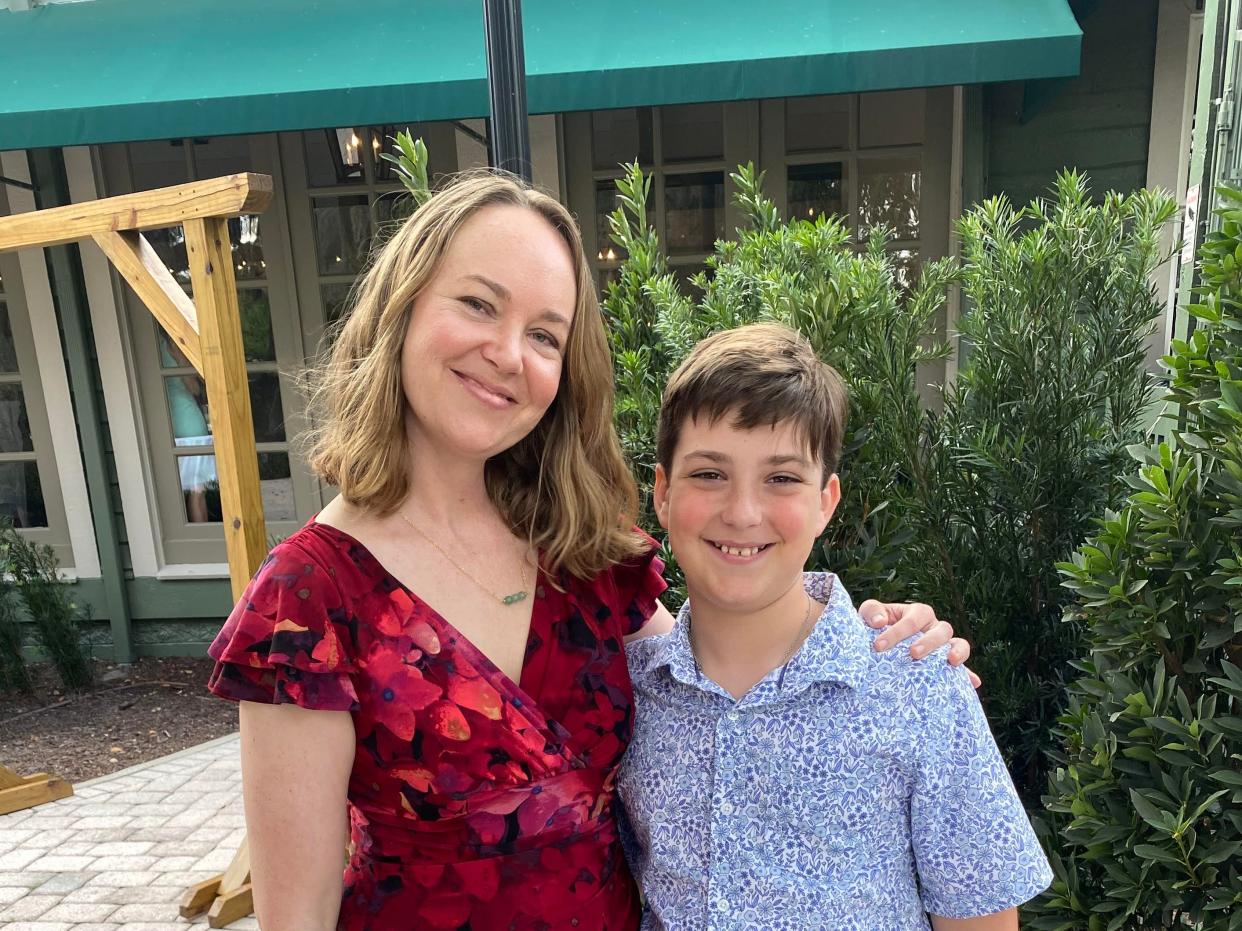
[
  {"xmin": 183, "ymin": 217, "xmax": 268, "ymax": 600},
  {"xmin": 0, "ymin": 174, "xmax": 274, "ymax": 923}
]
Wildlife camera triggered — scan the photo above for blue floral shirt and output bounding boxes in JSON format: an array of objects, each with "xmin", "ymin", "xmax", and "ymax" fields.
[{"xmin": 618, "ymin": 572, "xmax": 1052, "ymax": 930}]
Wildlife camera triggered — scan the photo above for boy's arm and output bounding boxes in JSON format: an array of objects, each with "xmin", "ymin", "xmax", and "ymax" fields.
[
  {"xmin": 911, "ymin": 667, "xmax": 1052, "ymax": 919},
  {"xmin": 931, "ymin": 908, "xmax": 1018, "ymax": 930}
]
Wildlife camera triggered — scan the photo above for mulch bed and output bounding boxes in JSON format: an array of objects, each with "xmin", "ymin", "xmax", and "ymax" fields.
[{"xmin": 0, "ymin": 656, "xmax": 238, "ymax": 784}]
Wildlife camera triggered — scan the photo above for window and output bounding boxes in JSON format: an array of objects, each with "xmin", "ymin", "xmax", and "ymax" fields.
[
  {"xmin": 0, "ymin": 182, "xmax": 73, "ymax": 565},
  {"xmin": 576, "ymin": 103, "xmax": 738, "ymax": 291},
  {"xmin": 282, "ymin": 122, "xmax": 460, "ymax": 341},
  {"xmin": 780, "ymin": 90, "xmax": 927, "ymax": 289},
  {"xmin": 100, "ymin": 134, "xmax": 318, "ymax": 565}
]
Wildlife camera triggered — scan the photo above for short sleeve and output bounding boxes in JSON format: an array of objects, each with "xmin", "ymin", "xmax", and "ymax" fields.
[
  {"xmin": 911, "ymin": 667, "xmax": 1053, "ymax": 918},
  {"xmin": 601, "ymin": 528, "xmax": 667, "ymax": 636},
  {"xmin": 207, "ymin": 540, "xmax": 360, "ymax": 712}
]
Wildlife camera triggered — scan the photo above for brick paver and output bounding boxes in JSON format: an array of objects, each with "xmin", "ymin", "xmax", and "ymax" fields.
[{"xmin": 0, "ymin": 734, "xmax": 258, "ymax": 930}]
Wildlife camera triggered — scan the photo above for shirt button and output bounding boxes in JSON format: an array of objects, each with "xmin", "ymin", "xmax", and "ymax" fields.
[
  {"xmin": 725, "ymin": 709, "xmax": 739, "ymax": 722},
  {"xmin": 715, "ymin": 894, "xmax": 731, "ymax": 912},
  {"xmin": 720, "ymin": 801, "xmax": 735, "ymax": 815}
]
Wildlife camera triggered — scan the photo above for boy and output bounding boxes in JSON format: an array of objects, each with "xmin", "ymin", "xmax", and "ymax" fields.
[{"xmin": 618, "ymin": 323, "xmax": 1052, "ymax": 930}]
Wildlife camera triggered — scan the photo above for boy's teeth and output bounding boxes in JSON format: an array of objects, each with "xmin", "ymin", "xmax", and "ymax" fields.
[{"xmin": 716, "ymin": 543, "xmax": 762, "ymax": 557}]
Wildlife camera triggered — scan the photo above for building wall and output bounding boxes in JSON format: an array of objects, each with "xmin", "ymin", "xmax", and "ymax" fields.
[{"xmin": 983, "ymin": 0, "xmax": 1160, "ymax": 205}]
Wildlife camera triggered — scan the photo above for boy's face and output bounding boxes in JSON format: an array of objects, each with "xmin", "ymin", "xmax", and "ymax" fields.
[{"xmin": 654, "ymin": 412, "xmax": 841, "ymax": 619}]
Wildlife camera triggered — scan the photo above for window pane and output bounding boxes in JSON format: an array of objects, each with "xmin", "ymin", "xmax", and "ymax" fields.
[
  {"xmin": 304, "ymin": 128, "xmax": 366, "ymax": 187},
  {"xmin": 787, "ymin": 162, "xmax": 845, "ymax": 222},
  {"xmin": 890, "ymin": 249, "xmax": 921, "ymax": 292},
  {"xmin": 858, "ymin": 157, "xmax": 921, "ymax": 240},
  {"xmin": 229, "ymin": 215, "xmax": 266, "ymax": 281},
  {"xmin": 164, "ymin": 365, "xmax": 292, "ymax": 446},
  {"xmin": 164, "ymin": 375, "xmax": 210, "ymax": 444},
  {"xmin": 179, "ymin": 451, "xmax": 295, "ymax": 523},
  {"xmin": 191, "ymin": 135, "xmax": 252, "ymax": 180},
  {"xmin": 322, "ymin": 282, "xmax": 355, "ymax": 330},
  {"xmin": 0, "ymin": 460, "xmax": 46, "ymax": 528},
  {"xmin": 670, "ymin": 262, "xmax": 711, "ymax": 294},
  {"xmin": 660, "ymin": 103, "xmax": 724, "ymax": 163},
  {"xmin": 177, "ymin": 452, "xmax": 218, "ymax": 522},
  {"xmin": 127, "ymin": 140, "xmax": 189, "ymax": 189},
  {"xmin": 259, "ymin": 452, "xmax": 296, "ymax": 522},
  {"xmin": 239, "ymin": 289, "xmax": 276, "ymax": 363},
  {"xmin": 786, "ymin": 95, "xmax": 851, "ymax": 153},
  {"xmin": 859, "ymin": 90, "xmax": 925, "ymax": 149},
  {"xmin": 248, "ymin": 372, "xmax": 286, "ymax": 443},
  {"xmin": 0, "ymin": 383, "xmax": 33, "ymax": 453},
  {"xmin": 0, "ymin": 303, "xmax": 19, "ymax": 374},
  {"xmin": 313, "ymin": 195, "xmax": 372, "ymax": 274},
  {"xmin": 664, "ymin": 171, "xmax": 725, "ymax": 254},
  {"xmin": 592, "ymin": 108, "xmax": 653, "ymax": 170},
  {"xmin": 595, "ymin": 181, "xmax": 627, "ymax": 262},
  {"xmin": 144, "ymin": 227, "xmax": 191, "ymax": 290}
]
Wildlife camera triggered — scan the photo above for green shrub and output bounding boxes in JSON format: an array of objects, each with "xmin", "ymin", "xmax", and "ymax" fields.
[
  {"xmin": 0, "ymin": 522, "xmax": 93, "ymax": 691},
  {"xmin": 897, "ymin": 174, "xmax": 1176, "ymax": 800},
  {"xmin": 0, "ymin": 580, "xmax": 30, "ymax": 693},
  {"xmin": 1031, "ymin": 186, "xmax": 1242, "ymax": 931}
]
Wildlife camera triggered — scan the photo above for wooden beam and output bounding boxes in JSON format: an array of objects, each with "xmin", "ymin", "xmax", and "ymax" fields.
[
  {"xmin": 0, "ymin": 173, "xmax": 272, "ymax": 252},
  {"xmin": 0, "ymin": 770, "xmax": 73, "ymax": 815},
  {"xmin": 92, "ymin": 230, "xmax": 203, "ymax": 373},
  {"xmin": 184, "ymin": 217, "xmax": 268, "ymax": 599}
]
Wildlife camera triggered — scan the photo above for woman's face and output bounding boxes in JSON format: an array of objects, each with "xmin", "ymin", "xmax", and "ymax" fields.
[{"xmin": 401, "ymin": 204, "xmax": 578, "ymax": 464}]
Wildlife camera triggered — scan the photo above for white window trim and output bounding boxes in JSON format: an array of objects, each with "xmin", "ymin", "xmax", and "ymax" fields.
[
  {"xmin": 0, "ymin": 149, "xmax": 100, "ymax": 577},
  {"xmin": 1147, "ymin": 0, "xmax": 1203, "ymax": 354},
  {"xmin": 62, "ymin": 144, "xmax": 163, "ymax": 578},
  {"xmin": 155, "ymin": 562, "xmax": 230, "ymax": 580}
]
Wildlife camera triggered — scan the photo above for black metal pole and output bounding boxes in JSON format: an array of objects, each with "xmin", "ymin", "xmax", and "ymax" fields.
[{"xmin": 482, "ymin": 0, "xmax": 532, "ymax": 181}]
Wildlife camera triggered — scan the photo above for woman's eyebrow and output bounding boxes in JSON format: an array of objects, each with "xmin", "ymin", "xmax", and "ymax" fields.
[{"xmin": 464, "ymin": 273, "xmax": 511, "ymax": 300}]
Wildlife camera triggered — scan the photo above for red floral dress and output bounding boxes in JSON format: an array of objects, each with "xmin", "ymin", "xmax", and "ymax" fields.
[{"xmin": 207, "ymin": 521, "xmax": 665, "ymax": 931}]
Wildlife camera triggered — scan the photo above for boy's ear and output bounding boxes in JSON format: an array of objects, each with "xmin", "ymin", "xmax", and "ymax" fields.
[
  {"xmin": 818, "ymin": 473, "xmax": 841, "ymax": 531},
  {"xmin": 653, "ymin": 464, "xmax": 671, "ymax": 529}
]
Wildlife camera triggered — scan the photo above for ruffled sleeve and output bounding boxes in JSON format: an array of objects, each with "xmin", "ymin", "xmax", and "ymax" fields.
[
  {"xmin": 599, "ymin": 528, "xmax": 668, "ymax": 636},
  {"xmin": 207, "ymin": 539, "xmax": 360, "ymax": 711}
]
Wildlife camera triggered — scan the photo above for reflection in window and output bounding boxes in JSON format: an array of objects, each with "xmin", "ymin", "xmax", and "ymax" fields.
[
  {"xmin": 787, "ymin": 163, "xmax": 845, "ymax": 222},
  {"xmin": 664, "ymin": 172, "xmax": 725, "ymax": 254},
  {"xmin": 305, "ymin": 127, "xmax": 367, "ymax": 186},
  {"xmin": 595, "ymin": 182, "xmax": 627, "ymax": 263},
  {"xmin": 0, "ymin": 383, "xmax": 33, "ymax": 453},
  {"xmin": 238, "ymin": 290, "xmax": 276, "ymax": 363},
  {"xmin": 0, "ymin": 304, "xmax": 19, "ymax": 373},
  {"xmin": 0, "ymin": 461, "xmax": 46, "ymax": 529},
  {"xmin": 859, "ymin": 158, "xmax": 921, "ymax": 240},
  {"xmin": 592, "ymin": 108, "xmax": 654, "ymax": 170},
  {"xmin": 660, "ymin": 103, "xmax": 724, "ymax": 163},
  {"xmin": 178, "ymin": 451, "xmax": 296, "ymax": 524},
  {"xmin": 230, "ymin": 215, "xmax": 266, "ymax": 280},
  {"xmin": 313, "ymin": 196, "xmax": 373, "ymax": 275}
]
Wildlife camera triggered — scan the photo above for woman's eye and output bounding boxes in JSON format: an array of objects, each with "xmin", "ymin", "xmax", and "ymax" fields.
[
  {"xmin": 461, "ymin": 296, "xmax": 492, "ymax": 314},
  {"xmin": 531, "ymin": 330, "xmax": 561, "ymax": 350}
]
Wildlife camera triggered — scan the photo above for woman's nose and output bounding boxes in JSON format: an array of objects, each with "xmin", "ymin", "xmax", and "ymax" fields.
[{"xmin": 481, "ymin": 324, "xmax": 523, "ymax": 373}]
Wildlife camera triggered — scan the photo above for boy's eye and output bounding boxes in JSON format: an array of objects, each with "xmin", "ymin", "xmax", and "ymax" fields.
[
  {"xmin": 688, "ymin": 470, "xmax": 724, "ymax": 481},
  {"xmin": 769, "ymin": 474, "xmax": 804, "ymax": 484}
]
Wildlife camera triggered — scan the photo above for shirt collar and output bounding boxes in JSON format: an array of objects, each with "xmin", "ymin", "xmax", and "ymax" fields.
[{"xmin": 637, "ymin": 572, "xmax": 872, "ymax": 694}]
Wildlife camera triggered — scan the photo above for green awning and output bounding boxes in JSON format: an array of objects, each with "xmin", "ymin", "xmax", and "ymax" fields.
[{"xmin": 0, "ymin": 0, "xmax": 1081, "ymax": 150}]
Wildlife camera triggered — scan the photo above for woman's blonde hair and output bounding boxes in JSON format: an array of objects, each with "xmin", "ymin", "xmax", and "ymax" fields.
[{"xmin": 306, "ymin": 169, "xmax": 644, "ymax": 579}]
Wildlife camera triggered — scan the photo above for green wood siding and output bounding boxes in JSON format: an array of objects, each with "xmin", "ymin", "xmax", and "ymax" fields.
[{"xmin": 984, "ymin": 0, "xmax": 1158, "ymax": 204}]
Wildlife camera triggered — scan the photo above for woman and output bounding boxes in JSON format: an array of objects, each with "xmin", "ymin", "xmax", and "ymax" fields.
[{"xmin": 207, "ymin": 170, "xmax": 967, "ymax": 931}]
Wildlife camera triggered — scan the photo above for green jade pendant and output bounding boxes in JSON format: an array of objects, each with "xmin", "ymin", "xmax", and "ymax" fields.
[{"xmin": 502, "ymin": 591, "xmax": 528, "ymax": 606}]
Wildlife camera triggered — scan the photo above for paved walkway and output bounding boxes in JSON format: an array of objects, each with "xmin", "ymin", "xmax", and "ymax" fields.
[{"xmin": 0, "ymin": 734, "xmax": 256, "ymax": 931}]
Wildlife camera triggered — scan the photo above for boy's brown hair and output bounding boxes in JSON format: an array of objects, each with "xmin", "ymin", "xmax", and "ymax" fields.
[{"xmin": 657, "ymin": 322, "xmax": 848, "ymax": 483}]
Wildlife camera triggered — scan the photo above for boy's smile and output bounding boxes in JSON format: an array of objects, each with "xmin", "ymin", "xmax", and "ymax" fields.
[{"xmin": 654, "ymin": 413, "xmax": 841, "ymax": 619}]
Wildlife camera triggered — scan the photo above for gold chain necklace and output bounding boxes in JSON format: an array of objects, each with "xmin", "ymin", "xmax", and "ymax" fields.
[{"xmin": 396, "ymin": 509, "xmax": 531, "ymax": 606}]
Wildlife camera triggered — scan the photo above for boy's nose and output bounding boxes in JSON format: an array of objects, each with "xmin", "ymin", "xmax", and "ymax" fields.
[{"xmin": 721, "ymin": 487, "xmax": 762, "ymax": 526}]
